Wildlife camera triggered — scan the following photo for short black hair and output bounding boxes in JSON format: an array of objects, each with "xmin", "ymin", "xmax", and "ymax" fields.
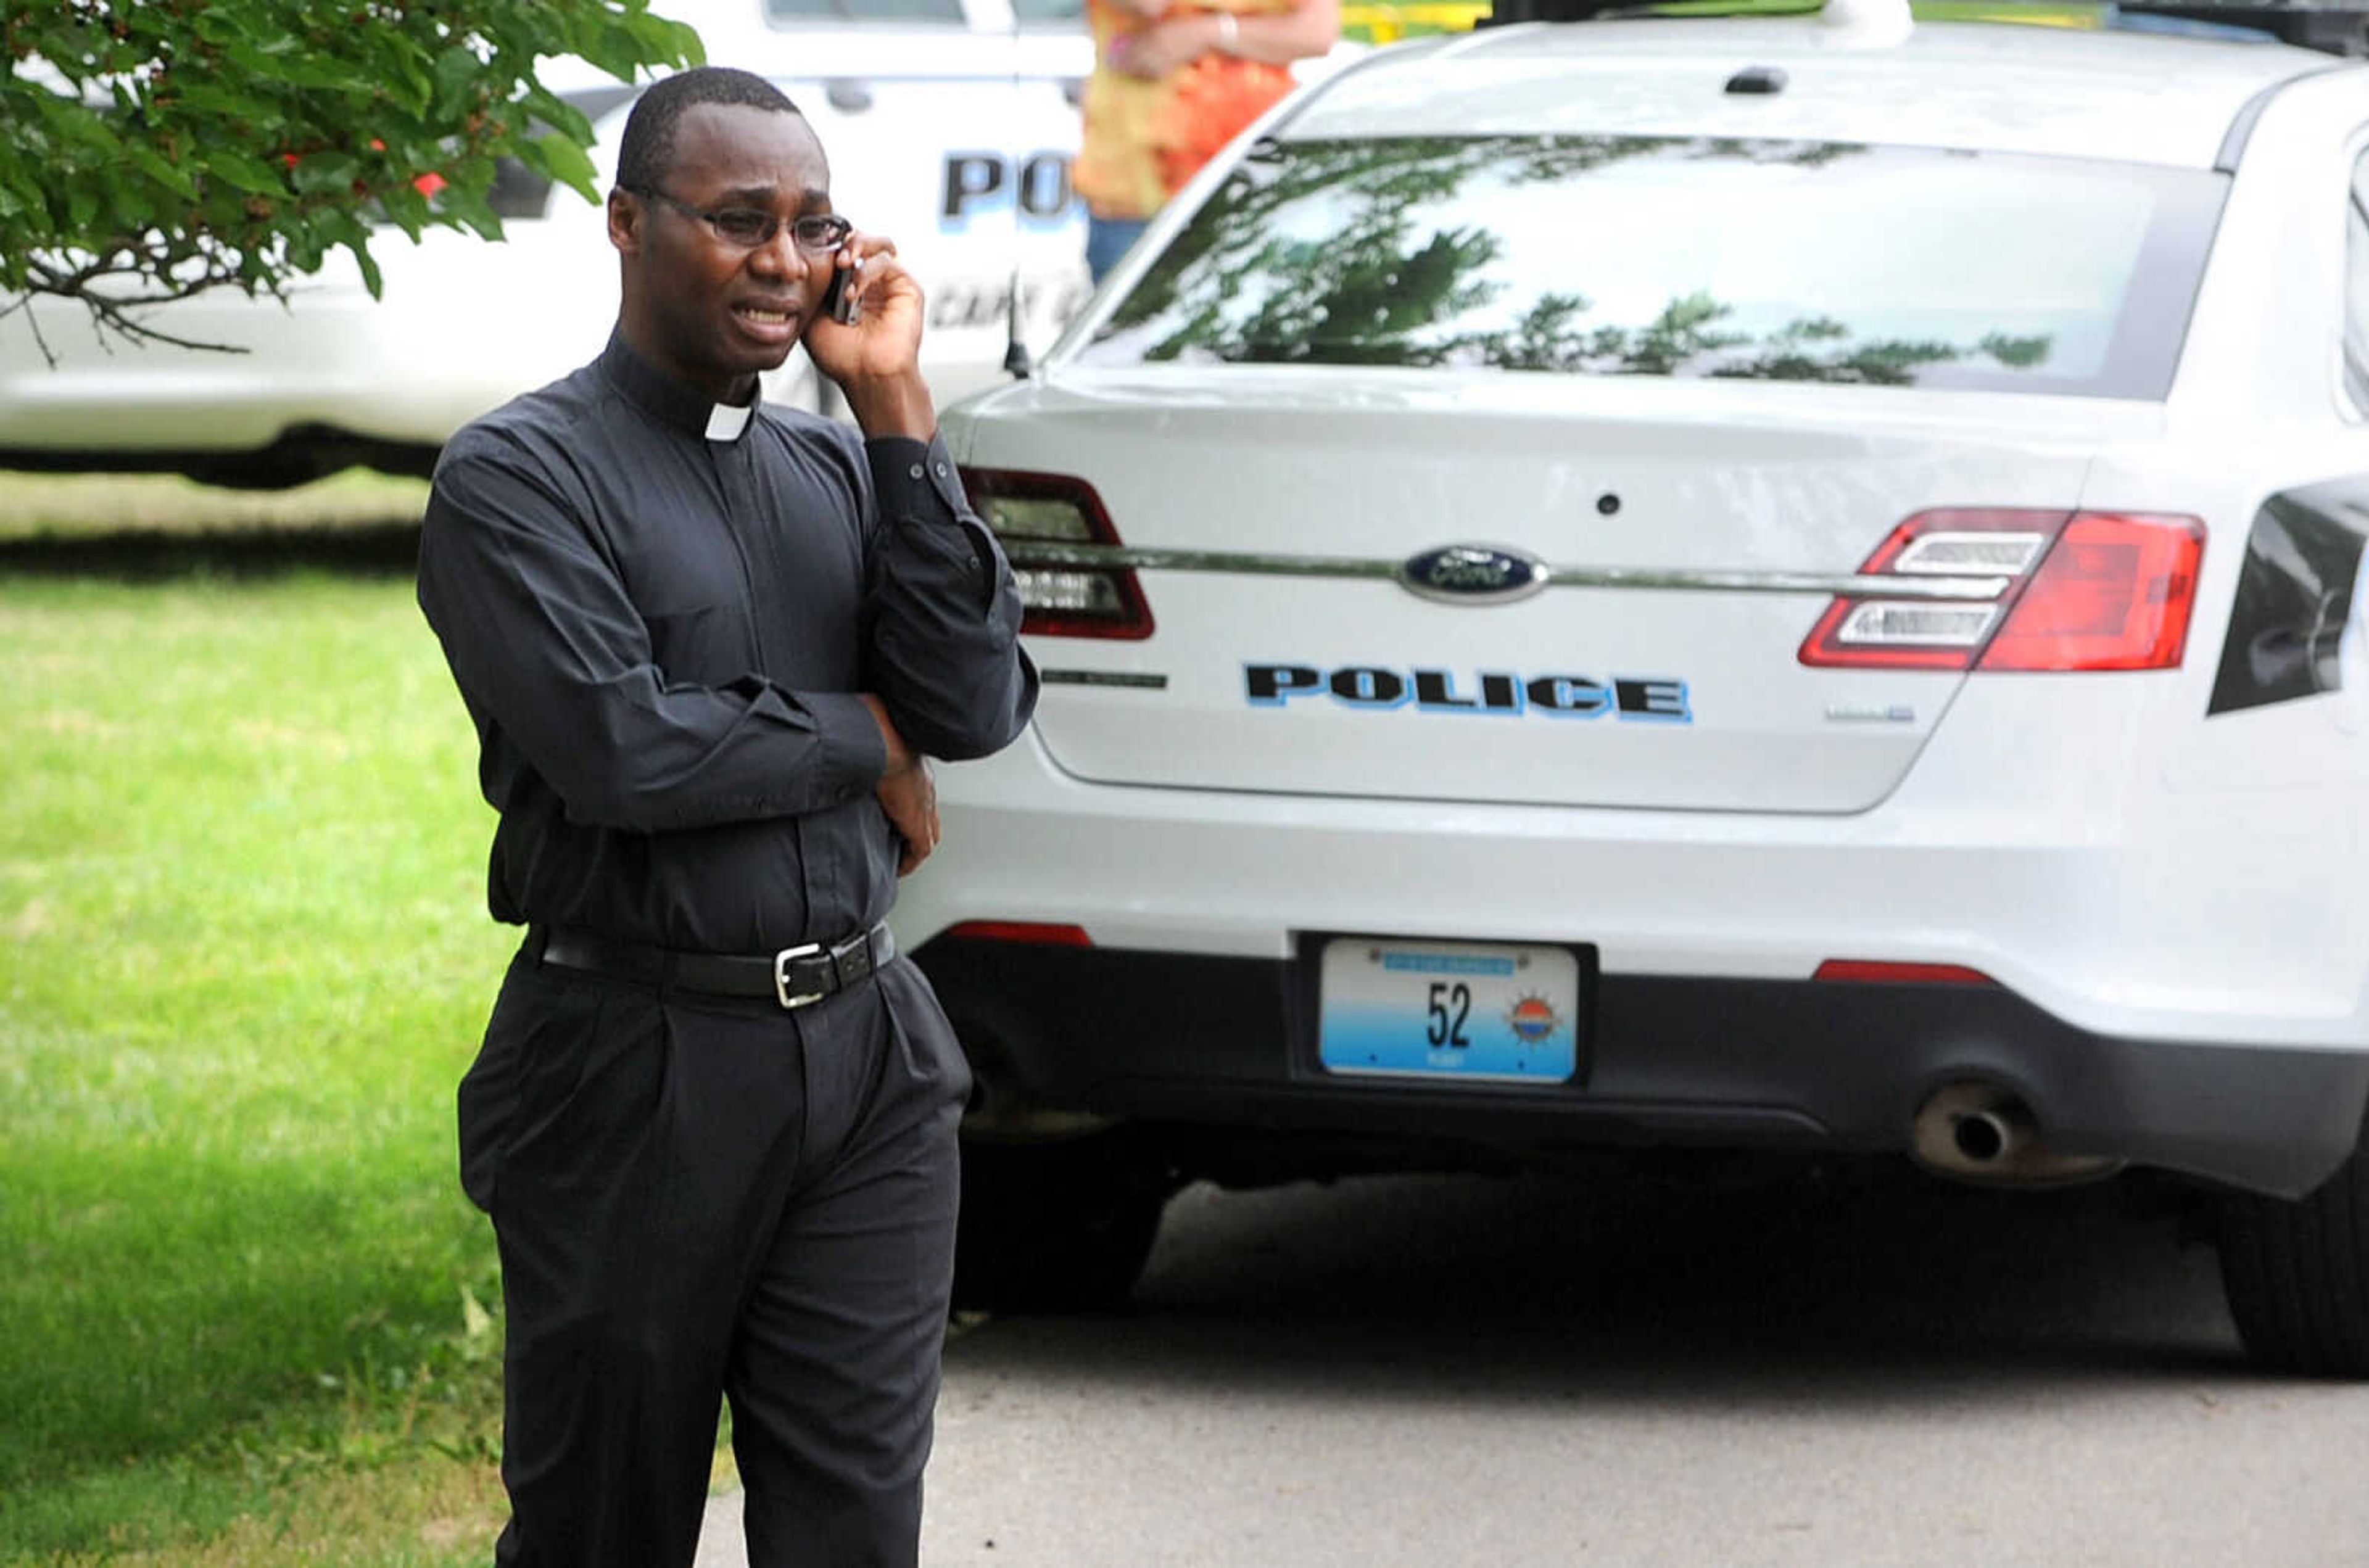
[{"xmin": 615, "ymin": 67, "xmax": 802, "ymax": 194}]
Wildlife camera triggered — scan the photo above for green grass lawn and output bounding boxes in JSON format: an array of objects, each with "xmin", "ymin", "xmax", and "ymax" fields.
[{"xmin": 0, "ymin": 569, "xmax": 519, "ymax": 1562}]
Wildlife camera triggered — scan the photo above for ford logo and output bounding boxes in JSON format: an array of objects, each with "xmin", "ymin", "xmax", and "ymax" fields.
[{"xmin": 1397, "ymin": 545, "xmax": 1551, "ymax": 606}]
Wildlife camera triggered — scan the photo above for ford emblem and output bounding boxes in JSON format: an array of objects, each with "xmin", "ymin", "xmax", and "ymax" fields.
[{"xmin": 1397, "ymin": 545, "xmax": 1551, "ymax": 606}]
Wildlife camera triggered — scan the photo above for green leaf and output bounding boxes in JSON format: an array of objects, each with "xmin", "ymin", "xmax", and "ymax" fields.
[
  {"xmin": 520, "ymin": 85, "xmax": 595, "ymax": 147},
  {"xmin": 376, "ymin": 181, "xmax": 432, "ymax": 242},
  {"xmin": 32, "ymin": 92, "xmax": 119, "ymax": 151},
  {"xmin": 345, "ymin": 236, "xmax": 384, "ymax": 299},
  {"xmin": 284, "ymin": 222, "xmax": 325, "ymax": 272},
  {"xmin": 437, "ymin": 183, "xmax": 507, "ymax": 244},
  {"xmin": 526, "ymin": 133, "xmax": 598, "ymax": 204},
  {"xmin": 572, "ymin": 18, "xmax": 653, "ymax": 81},
  {"xmin": 124, "ymin": 142, "xmax": 200, "ymax": 200},
  {"xmin": 205, "ymin": 149, "xmax": 292, "ymax": 197},
  {"xmin": 374, "ymin": 60, "xmax": 433, "ymax": 118},
  {"xmin": 192, "ymin": 9, "xmax": 251, "ymax": 47},
  {"xmin": 199, "ymin": 183, "xmax": 248, "ymax": 231},
  {"xmin": 432, "ymin": 44, "xmax": 483, "ymax": 116},
  {"xmin": 289, "ymin": 154, "xmax": 361, "ymax": 197},
  {"xmin": 225, "ymin": 43, "xmax": 367, "ymax": 93},
  {"xmin": 108, "ymin": 181, "xmax": 159, "ymax": 233},
  {"xmin": 170, "ymin": 80, "xmax": 264, "ymax": 118}
]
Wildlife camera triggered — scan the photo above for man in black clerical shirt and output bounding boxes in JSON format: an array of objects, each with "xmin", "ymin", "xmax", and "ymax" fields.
[{"xmin": 415, "ymin": 66, "xmax": 1037, "ymax": 1568}]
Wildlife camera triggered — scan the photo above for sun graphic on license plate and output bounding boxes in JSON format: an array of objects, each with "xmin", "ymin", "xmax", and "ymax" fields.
[{"xmin": 1505, "ymin": 992, "xmax": 1562, "ymax": 1044}]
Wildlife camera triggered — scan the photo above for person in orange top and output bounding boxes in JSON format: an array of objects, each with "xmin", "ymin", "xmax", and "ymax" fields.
[{"xmin": 1073, "ymin": 0, "xmax": 1341, "ymax": 281}]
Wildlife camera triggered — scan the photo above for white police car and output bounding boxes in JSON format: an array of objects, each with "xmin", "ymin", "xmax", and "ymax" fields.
[
  {"xmin": 907, "ymin": 0, "xmax": 2369, "ymax": 1374},
  {"xmin": 0, "ymin": 0, "xmax": 1096, "ymax": 487}
]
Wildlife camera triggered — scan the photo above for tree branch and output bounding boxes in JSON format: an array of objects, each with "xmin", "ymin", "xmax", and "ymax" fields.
[
  {"xmin": 17, "ymin": 254, "xmax": 260, "ymax": 357},
  {"xmin": 2, "ymin": 294, "xmax": 64, "ymax": 372},
  {"xmin": 76, "ymin": 292, "xmax": 254, "ymax": 356}
]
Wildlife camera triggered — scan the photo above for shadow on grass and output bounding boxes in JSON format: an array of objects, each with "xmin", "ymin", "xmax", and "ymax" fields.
[{"xmin": 0, "ymin": 522, "xmax": 423, "ymax": 580}]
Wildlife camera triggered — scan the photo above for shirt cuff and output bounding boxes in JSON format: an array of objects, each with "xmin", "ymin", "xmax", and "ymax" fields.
[
  {"xmin": 867, "ymin": 433, "xmax": 972, "ymax": 526},
  {"xmin": 803, "ymin": 689, "xmax": 892, "ymax": 795}
]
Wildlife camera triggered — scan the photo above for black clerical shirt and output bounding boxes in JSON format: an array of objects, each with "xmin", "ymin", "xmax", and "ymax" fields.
[{"xmin": 417, "ymin": 333, "xmax": 1038, "ymax": 954}]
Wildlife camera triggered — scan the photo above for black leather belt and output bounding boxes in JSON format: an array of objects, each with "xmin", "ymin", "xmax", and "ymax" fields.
[{"xmin": 537, "ymin": 923, "xmax": 895, "ymax": 1009}]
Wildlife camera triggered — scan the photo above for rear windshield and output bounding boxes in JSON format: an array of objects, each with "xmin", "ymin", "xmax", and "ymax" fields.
[{"xmin": 1079, "ymin": 137, "xmax": 2228, "ymax": 398}]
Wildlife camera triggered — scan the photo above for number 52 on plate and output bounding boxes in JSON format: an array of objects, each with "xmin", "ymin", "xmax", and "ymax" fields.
[{"xmin": 1317, "ymin": 937, "xmax": 1581, "ymax": 1084}]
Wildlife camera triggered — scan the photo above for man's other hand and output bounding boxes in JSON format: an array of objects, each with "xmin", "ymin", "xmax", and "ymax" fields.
[
  {"xmin": 861, "ymin": 693, "xmax": 941, "ymax": 874},
  {"xmin": 879, "ymin": 754, "xmax": 940, "ymax": 875}
]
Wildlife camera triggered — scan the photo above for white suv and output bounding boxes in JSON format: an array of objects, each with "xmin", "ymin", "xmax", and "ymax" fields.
[
  {"xmin": 0, "ymin": 0, "xmax": 1094, "ymax": 487},
  {"xmin": 909, "ymin": 6, "xmax": 2369, "ymax": 1376}
]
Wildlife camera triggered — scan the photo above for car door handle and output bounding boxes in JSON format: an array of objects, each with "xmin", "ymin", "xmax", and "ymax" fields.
[{"xmin": 827, "ymin": 79, "xmax": 874, "ymax": 113}]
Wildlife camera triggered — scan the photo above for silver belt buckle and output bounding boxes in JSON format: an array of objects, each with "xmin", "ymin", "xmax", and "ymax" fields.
[{"xmin": 773, "ymin": 941, "xmax": 827, "ymax": 1009}]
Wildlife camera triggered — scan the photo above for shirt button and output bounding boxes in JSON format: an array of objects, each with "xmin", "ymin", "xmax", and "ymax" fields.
[
  {"xmin": 933, "ymin": 462, "xmax": 949, "ymax": 477},
  {"xmin": 908, "ymin": 463, "xmax": 925, "ymax": 481}
]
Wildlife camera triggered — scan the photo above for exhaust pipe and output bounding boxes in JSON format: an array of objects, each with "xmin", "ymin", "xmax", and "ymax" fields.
[
  {"xmin": 1948, "ymin": 1103, "xmax": 2020, "ymax": 1165},
  {"xmin": 1912, "ymin": 1080, "xmax": 2121, "ymax": 1187}
]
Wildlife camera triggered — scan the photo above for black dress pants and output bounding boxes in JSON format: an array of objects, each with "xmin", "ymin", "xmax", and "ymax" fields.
[{"xmin": 457, "ymin": 941, "xmax": 972, "ymax": 1568}]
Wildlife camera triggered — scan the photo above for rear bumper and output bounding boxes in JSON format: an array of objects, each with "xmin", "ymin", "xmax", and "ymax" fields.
[{"xmin": 912, "ymin": 936, "xmax": 2369, "ymax": 1199}]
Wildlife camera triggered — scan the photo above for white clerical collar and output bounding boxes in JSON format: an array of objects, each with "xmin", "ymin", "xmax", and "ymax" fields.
[{"xmin": 704, "ymin": 401, "xmax": 754, "ymax": 442}]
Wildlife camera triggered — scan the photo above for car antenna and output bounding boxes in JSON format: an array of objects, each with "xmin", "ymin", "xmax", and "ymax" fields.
[
  {"xmin": 1003, "ymin": 0, "xmax": 1035, "ymax": 379},
  {"xmin": 1003, "ymin": 277, "xmax": 1034, "ymax": 378}
]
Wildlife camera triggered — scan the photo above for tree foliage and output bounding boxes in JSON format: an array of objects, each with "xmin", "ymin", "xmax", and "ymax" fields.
[{"xmin": 1, "ymin": 0, "xmax": 703, "ymax": 356}]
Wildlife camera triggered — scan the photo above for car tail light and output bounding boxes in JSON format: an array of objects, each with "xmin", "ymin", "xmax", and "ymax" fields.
[
  {"xmin": 1799, "ymin": 509, "xmax": 2203, "ymax": 673},
  {"xmin": 1976, "ymin": 512, "xmax": 2205, "ymax": 671},
  {"xmin": 959, "ymin": 469, "xmax": 1154, "ymax": 640},
  {"xmin": 943, "ymin": 921, "xmax": 1094, "ymax": 946},
  {"xmin": 1814, "ymin": 959, "xmax": 1996, "ymax": 986}
]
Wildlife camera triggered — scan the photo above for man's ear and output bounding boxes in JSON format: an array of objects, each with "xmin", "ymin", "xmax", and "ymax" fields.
[{"xmin": 608, "ymin": 187, "xmax": 642, "ymax": 255}]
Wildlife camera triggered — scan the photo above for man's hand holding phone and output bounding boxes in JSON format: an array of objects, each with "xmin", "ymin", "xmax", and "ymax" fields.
[{"xmin": 803, "ymin": 229, "xmax": 935, "ymax": 439}]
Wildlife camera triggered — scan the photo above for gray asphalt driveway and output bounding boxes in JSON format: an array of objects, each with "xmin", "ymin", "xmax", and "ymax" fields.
[{"xmin": 698, "ymin": 1166, "xmax": 2369, "ymax": 1567}]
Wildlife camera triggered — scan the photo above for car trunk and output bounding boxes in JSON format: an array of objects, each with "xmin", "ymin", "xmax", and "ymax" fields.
[{"xmin": 960, "ymin": 371, "xmax": 2128, "ymax": 814}]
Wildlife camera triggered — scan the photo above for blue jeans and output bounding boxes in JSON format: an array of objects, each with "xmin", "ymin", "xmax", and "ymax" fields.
[{"xmin": 1086, "ymin": 214, "xmax": 1151, "ymax": 285}]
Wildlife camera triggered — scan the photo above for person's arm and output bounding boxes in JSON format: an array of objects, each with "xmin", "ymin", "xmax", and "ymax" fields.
[
  {"xmin": 417, "ymin": 432, "xmax": 888, "ymax": 834},
  {"xmin": 854, "ymin": 432, "xmax": 1038, "ymax": 761},
  {"xmin": 806, "ymin": 239, "xmax": 1041, "ymax": 764},
  {"xmin": 1110, "ymin": 0, "xmax": 1340, "ymax": 77}
]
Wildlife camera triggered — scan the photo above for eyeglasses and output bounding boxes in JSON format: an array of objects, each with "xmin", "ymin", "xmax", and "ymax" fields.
[{"xmin": 630, "ymin": 187, "xmax": 852, "ymax": 253}]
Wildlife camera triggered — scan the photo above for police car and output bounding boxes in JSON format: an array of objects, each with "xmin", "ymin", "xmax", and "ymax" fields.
[
  {"xmin": 0, "ymin": 0, "xmax": 1097, "ymax": 487},
  {"xmin": 908, "ymin": 0, "xmax": 2369, "ymax": 1374}
]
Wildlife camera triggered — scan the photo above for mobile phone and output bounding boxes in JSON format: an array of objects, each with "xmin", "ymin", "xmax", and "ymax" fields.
[{"xmin": 821, "ymin": 259, "xmax": 859, "ymax": 326}]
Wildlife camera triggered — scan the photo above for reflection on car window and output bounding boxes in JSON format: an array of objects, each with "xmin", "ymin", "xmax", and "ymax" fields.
[
  {"xmin": 1082, "ymin": 137, "xmax": 2226, "ymax": 398},
  {"xmin": 2346, "ymin": 146, "xmax": 2369, "ymax": 413},
  {"xmin": 763, "ymin": 0, "xmax": 965, "ymax": 23}
]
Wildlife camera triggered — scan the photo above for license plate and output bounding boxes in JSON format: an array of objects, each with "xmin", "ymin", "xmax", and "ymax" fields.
[{"xmin": 1317, "ymin": 938, "xmax": 1580, "ymax": 1083}]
